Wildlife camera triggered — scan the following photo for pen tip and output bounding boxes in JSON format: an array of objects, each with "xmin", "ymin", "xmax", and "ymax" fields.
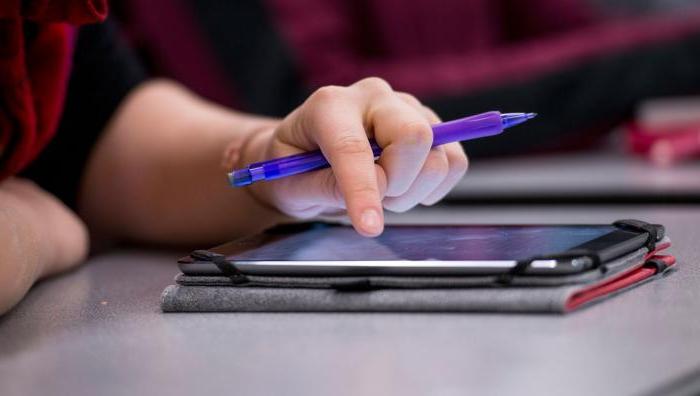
[{"xmin": 500, "ymin": 112, "xmax": 538, "ymax": 129}]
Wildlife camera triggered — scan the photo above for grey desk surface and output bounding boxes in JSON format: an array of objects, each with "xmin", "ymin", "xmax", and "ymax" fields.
[
  {"xmin": 451, "ymin": 150, "xmax": 700, "ymax": 201},
  {"xmin": 2, "ymin": 205, "xmax": 699, "ymax": 396}
]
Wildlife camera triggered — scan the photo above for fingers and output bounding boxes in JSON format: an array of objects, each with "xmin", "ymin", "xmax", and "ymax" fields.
[
  {"xmin": 368, "ymin": 93, "xmax": 434, "ymax": 198},
  {"xmin": 397, "ymin": 92, "xmax": 442, "ymax": 124},
  {"xmin": 265, "ymin": 77, "xmax": 468, "ymax": 236},
  {"xmin": 296, "ymin": 85, "xmax": 385, "ymax": 236},
  {"xmin": 383, "ymin": 146, "xmax": 449, "ymax": 212},
  {"xmin": 386, "ymin": 92, "xmax": 467, "ymax": 209},
  {"xmin": 421, "ymin": 142, "xmax": 469, "ymax": 206}
]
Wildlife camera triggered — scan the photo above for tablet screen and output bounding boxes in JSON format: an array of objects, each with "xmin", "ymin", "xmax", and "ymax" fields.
[{"xmin": 228, "ymin": 225, "xmax": 618, "ymax": 261}]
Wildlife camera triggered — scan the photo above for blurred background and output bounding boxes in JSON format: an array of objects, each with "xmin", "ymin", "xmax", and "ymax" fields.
[{"xmin": 110, "ymin": 0, "xmax": 700, "ymax": 201}]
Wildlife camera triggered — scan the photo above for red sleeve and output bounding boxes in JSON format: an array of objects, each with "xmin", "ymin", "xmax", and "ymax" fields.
[
  {"xmin": 0, "ymin": 0, "xmax": 21, "ymax": 18},
  {"xmin": 1, "ymin": 0, "xmax": 106, "ymax": 22},
  {"xmin": 0, "ymin": 0, "xmax": 106, "ymax": 181}
]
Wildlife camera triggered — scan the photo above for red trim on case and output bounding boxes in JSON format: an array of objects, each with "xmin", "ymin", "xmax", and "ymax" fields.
[
  {"xmin": 565, "ymin": 254, "xmax": 675, "ymax": 311},
  {"xmin": 645, "ymin": 241, "xmax": 671, "ymax": 260}
]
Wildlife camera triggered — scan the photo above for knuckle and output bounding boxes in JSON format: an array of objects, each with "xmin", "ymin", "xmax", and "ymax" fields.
[
  {"xmin": 10, "ymin": 178, "xmax": 38, "ymax": 190},
  {"xmin": 303, "ymin": 87, "xmax": 347, "ymax": 128},
  {"xmin": 331, "ymin": 134, "xmax": 370, "ymax": 156},
  {"xmin": 401, "ymin": 120, "xmax": 433, "ymax": 147},
  {"xmin": 357, "ymin": 77, "xmax": 392, "ymax": 92},
  {"xmin": 398, "ymin": 92, "xmax": 421, "ymax": 106},
  {"xmin": 347, "ymin": 183, "xmax": 379, "ymax": 200},
  {"xmin": 422, "ymin": 105, "xmax": 442, "ymax": 123},
  {"xmin": 309, "ymin": 85, "xmax": 345, "ymax": 104}
]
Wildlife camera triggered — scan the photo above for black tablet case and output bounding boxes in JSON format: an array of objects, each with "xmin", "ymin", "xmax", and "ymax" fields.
[{"xmin": 161, "ymin": 220, "xmax": 675, "ymax": 313}]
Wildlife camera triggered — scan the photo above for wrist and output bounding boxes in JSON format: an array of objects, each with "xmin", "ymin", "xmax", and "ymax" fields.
[{"xmin": 224, "ymin": 122, "xmax": 286, "ymax": 218}]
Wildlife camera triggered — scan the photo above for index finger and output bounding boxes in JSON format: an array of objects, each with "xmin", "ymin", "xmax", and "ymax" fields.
[{"xmin": 300, "ymin": 87, "xmax": 384, "ymax": 236}]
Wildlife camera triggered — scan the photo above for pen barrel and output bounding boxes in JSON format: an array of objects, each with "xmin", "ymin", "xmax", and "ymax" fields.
[
  {"xmin": 230, "ymin": 111, "xmax": 508, "ymax": 186},
  {"xmin": 257, "ymin": 151, "xmax": 331, "ymax": 181},
  {"xmin": 431, "ymin": 111, "xmax": 504, "ymax": 147},
  {"xmin": 263, "ymin": 143, "xmax": 384, "ymax": 181},
  {"xmin": 270, "ymin": 111, "xmax": 504, "ymax": 174}
]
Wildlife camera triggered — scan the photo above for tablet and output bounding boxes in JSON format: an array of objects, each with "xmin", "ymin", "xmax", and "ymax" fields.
[{"xmin": 179, "ymin": 222, "xmax": 657, "ymax": 276}]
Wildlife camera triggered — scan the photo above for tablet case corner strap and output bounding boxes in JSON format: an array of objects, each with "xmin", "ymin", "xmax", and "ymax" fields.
[
  {"xmin": 645, "ymin": 255, "xmax": 676, "ymax": 273},
  {"xmin": 613, "ymin": 219, "xmax": 664, "ymax": 250},
  {"xmin": 202, "ymin": 252, "xmax": 250, "ymax": 284}
]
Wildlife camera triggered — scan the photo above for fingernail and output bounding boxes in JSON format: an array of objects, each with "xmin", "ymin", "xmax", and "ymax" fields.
[{"xmin": 360, "ymin": 208, "xmax": 382, "ymax": 235}]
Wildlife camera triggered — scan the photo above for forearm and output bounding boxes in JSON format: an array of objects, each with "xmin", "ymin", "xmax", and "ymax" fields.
[
  {"xmin": 78, "ymin": 80, "xmax": 290, "ymax": 247},
  {"xmin": 0, "ymin": 199, "xmax": 42, "ymax": 314},
  {"xmin": 0, "ymin": 179, "xmax": 88, "ymax": 315}
]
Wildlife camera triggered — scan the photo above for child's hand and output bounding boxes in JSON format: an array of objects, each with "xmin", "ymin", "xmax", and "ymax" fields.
[{"xmin": 245, "ymin": 78, "xmax": 469, "ymax": 237}]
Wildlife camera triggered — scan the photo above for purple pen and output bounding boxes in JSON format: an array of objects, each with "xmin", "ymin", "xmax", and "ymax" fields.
[{"xmin": 230, "ymin": 111, "xmax": 536, "ymax": 187}]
